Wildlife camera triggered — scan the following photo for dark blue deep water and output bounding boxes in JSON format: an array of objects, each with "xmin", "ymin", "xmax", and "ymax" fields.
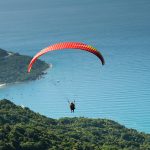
[{"xmin": 0, "ymin": 0, "xmax": 150, "ymax": 132}]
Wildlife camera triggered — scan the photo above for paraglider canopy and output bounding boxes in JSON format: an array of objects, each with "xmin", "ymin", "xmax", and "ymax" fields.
[{"xmin": 28, "ymin": 42, "xmax": 105, "ymax": 73}]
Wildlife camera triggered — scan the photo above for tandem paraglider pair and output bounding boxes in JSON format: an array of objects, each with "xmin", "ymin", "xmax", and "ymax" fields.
[{"xmin": 27, "ymin": 42, "xmax": 105, "ymax": 113}]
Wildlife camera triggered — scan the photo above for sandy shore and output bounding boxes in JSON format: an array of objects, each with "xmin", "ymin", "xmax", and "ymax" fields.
[
  {"xmin": 0, "ymin": 63, "xmax": 51, "ymax": 89},
  {"xmin": 0, "ymin": 83, "xmax": 6, "ymax": 88}
]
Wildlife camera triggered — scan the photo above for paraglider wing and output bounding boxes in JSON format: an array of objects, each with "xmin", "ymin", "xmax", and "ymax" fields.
[{"xmin": 28, "ymin": 42, "xmax": 105, "ymax": 73}]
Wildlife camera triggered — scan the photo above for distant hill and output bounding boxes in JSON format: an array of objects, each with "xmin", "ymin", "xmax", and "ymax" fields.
[
  {"xmin": 0, "ymin": 99, "xmax": 150, "ymax": 150},
  {"xmin": 0, "ymin": 48, "xmax": 8, "ymax": 58},
  {"xmin": 0, "ymin": 48, "xmax": 49, "ymax": 84}
]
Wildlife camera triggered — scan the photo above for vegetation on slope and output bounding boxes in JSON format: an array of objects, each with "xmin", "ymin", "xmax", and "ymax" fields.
[
  {"xmin": 0, "ymin": 99, "xmax": 150, "ymax": 150},
  {"xmin": 0, "ymin": 48, "xmax": 49, "ymax": 84},
  {"xmin": 0, "ymin": 48, "xmax": 8, "ymax": 58}
]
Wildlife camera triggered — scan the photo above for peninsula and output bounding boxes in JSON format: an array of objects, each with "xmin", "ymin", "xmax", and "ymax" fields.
[{"xmin": 0, "ymin": 48, "xmax": 49, "ymax": 86}]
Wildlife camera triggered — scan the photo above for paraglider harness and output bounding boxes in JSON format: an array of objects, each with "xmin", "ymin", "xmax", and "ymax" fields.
[{"xmin": 68, "ymin": 101, "xmax": 75, "ymax": 113}]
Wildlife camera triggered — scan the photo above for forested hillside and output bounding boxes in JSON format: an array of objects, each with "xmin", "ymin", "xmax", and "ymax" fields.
[
  {"xmin": 0, "ymin": 48, "xmax": 49, "ymax": 84},
  {"xmin": 0, "ymin": 99, "xmax": 150, "ymax": 150}
]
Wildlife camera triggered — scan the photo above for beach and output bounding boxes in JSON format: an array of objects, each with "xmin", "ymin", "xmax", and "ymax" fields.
[{"xmin": 0, "ymin": 83, "xmax": 6, "ymax": 88}]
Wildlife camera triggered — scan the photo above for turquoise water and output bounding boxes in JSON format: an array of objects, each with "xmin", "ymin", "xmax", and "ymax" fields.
[{"xmin": 0, "ymin": 0, "xmax": 150, "ymax": 133}]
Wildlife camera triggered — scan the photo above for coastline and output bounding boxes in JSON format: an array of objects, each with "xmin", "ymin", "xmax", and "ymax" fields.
[
  {"xmin": 0, "ymin": 83, "xmax": 6, "ymax": 88},
  {"xmin": 0, "ymin": 63, "xmax": 52, "ymax": 89}
]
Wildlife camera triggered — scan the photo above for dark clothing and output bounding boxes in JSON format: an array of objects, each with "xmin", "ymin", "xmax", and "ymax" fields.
[{"xmin": 70, "ymin": 102, "xmax": 75, "ymax": 113}]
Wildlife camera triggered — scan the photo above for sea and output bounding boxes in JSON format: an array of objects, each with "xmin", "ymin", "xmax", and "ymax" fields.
[{"xmin": 0, "ymin": 0, "xmax": 150, "ymax": 133}]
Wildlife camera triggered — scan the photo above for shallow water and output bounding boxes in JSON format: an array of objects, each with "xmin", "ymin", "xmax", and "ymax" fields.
[{"xmin": 0, "ymin": 0, "xmax": 150, "ymax": 133}]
